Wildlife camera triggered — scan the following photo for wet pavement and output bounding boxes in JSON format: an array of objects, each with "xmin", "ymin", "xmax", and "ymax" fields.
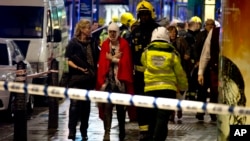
[{"xmin": 0, "ymin": 99, "xmax": 217, "ymax": 141}]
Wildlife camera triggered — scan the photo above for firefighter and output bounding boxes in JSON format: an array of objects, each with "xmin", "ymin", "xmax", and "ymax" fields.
[
  {"xmin": 185, "ymin": 16, "xmax": 202, "ymax": 100},
  {"xmin": 130, "ymin": 0, "xmax": 159, "ymax": 140},
  {"xmin": 120, "ymin": 12, "xmax": 136, "ymax": 42},
  {"xmin": 119, "ymin": 12, "xmax": 138, "ymax": 122}
]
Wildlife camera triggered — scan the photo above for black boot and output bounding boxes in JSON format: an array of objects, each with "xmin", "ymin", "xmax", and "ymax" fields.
[
  {"xmin": 117, "ymin": 105, "xmax": 126, "ymax": 141},
  {"xmin": 68, "ymin": 100, "xmax": 78, "ymax": 140},
  {"xmin": 81, "ymin": 131, "xmax": 88, "ymax": 141},
  {"xmin": 119, "ymin": 128, "xmax": 125, "ymax": 141},
  {"xmin": 118, "ymin": 122, "xmax": 125, "ymax": 141},
  {"xmin": 196, "ymin": 113, "xmax": 204, "ymax": 121},
  {"xmin": 68, "ymin": 130, "xmax": 76, "ymax": 140}
]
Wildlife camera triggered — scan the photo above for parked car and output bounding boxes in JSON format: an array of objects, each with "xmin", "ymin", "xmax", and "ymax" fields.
[{"xmin": 0, "ymin": 39, "xmax": 34, "ymax": 119}]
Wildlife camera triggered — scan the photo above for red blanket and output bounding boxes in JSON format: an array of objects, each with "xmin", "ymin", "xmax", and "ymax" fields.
[{"xmin": 96, "ymin": 37, "xmax": 135, "ymax": 120}]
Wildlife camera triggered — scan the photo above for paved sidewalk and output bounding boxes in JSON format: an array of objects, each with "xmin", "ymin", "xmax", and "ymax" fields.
[{"xmin": 0, "ymin": 99, "xmax": 217, "ymax": 141}]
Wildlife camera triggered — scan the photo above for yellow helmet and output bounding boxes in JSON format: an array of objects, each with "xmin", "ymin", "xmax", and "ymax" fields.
[
  {"xmin": 129, "ymin": 19, "xmax": 137, "ymax": 27},
  {"xmin": 120, "ymin": 12, "xmax": 135, "ymax": 26},
  {"xmin": 190, "ymin": 16, "xmax": 202, "ymax": 23},
  {"xmin": 136, "ymin": 0, "xmax": 155, "ymax": 19},
  {"xmin": 98, "ymin": 17, "xmax": 105, "ymax": 26},
  {"xmin": 112, "ymin": 15, "xmax": 119, "ymax": 23}
]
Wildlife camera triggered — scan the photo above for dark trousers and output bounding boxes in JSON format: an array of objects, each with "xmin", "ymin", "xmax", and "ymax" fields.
[
  {"xmin": 209, "ymin": 70, "xmax": 219, "ymax": 111},
  {"xmin": 68, "ymin": 100, "xmax": 90, "ymax": 136},
  {"xmin": 196, "ymin": 68, "xmax": 210, "ymax": 116},
  {"xmin": 187, "ymin": 67, "xmax": 198, "ymax": 100},
  {"xmin": 103, "ymin": 103, "xmax": 126, "ymax": 132},
  {"xmin": 134, "ymin": 72, "xmax": 149, "ymax": 131},
  {"xmin": 209, "ymin": 70, "xmax": 218, "ymax": 103},
  {"xmin": 146, "ymin": 90, "xmax": 176, "ymax": 141}
]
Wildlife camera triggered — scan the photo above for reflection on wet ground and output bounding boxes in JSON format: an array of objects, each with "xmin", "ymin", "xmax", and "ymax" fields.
[{"xmin": 0, "ymin": 99, "xmax": 217, "ymax": 141}]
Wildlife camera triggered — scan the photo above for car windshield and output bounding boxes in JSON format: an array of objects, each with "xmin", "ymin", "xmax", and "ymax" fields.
[{"xmin": 0, "ymin": 6, "xmax": 44, "ymax": 38}]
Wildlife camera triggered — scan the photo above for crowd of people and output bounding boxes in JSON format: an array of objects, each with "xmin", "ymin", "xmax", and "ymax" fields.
[{"xmin": 64, "ymin": 0, "xmax": 221, "ymax": 141}]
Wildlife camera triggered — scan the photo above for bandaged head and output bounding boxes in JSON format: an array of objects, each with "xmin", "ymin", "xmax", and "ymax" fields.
[{"xmin": 108, "ymin": 22, "xmax": 120, "ymax": 42}]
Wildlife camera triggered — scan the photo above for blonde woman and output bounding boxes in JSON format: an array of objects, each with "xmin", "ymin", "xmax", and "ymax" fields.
[{"xmin": 65, "ymin": 19, "xmax": 98, "ymax": 140}]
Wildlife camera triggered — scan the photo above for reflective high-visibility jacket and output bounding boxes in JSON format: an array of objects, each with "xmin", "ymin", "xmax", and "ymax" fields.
[
  {"xmin": 141, "ymin": 41, "xmax": 188, "ymax": 92},
  {"xmin": 99, "ymin": 29, "xmax": 108, "ymax": 46}
]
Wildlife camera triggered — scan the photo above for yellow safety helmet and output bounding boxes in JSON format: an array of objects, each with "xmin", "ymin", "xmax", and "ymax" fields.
[
  {"xmin": 112, "ymin": 15, "xmax": 119, "ymax": 23},
  {"xmin": 120, "ymin": 12, "xmax": 135, "ymax": 26},
  {"xmin": 136, "ymin": 0, "xmax": 155, "ymax": 19},
  {"xmin": 189, "ymin": 16, "xmax": 202, "ymax": 23},
  {"xmin": 98, "ymin": 17, "xmax": 105, "ymax": 26},
  {"xmin": 129, "ymin": 19, "xmax": 137, "ymax": 27}
]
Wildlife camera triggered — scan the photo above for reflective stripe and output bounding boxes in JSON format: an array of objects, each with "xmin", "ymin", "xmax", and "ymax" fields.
[
  {"xmin": 139, "ymin": 125, "xmax": 149, "ymax": 131},
  {"xmin": 145, "ymin": 81, "xmax": 175, "ymax": 87},
  {"xmin": 135, "ymin": 65, "xmax": 145, "ymax": 72},
  {"xmin": 147, "ymin": 68, "xmax": 172, "ymax": 74}
]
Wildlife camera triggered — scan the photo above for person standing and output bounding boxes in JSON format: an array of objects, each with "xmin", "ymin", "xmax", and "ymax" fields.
[
  {"xmin": 167, "ymin": 25, "xmax": 190, "ymax": 121},
  {"xmin": 130, "ymin": 1, "xmax": 159, "ymax": 140},
  {"xmin": 96, "ymin": 22, "xmax": 134, "ymax": 141},
  {"xmin": 141, "ymin": 27, "xmax": 188, "ymax": 141},
  {"xmin": 185, "ymin": 16, "xmax": 202, "ymax": 100},
  {"xmin": 65, "ymin": 19, "xmax": 98, "ymax": 140},
  {"xmin": 194, "ymin": 19, "xmax": 216, "ymax": 121},
  {"xmin": 119, "ymin": 12, "xmax": 137, "ymax": 122},
  {"xmin": 120, "ymin": 12, "xmax": 135, "ymax": 42},
  {"xmin": 198, "ymin": 27, "xmax": 221, "ymax": 122}
]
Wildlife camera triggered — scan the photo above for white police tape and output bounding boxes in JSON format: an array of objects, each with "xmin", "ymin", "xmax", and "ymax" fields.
[{"xmin": 1, "ymin": 81, "xmax": 250, "ymax": 116}]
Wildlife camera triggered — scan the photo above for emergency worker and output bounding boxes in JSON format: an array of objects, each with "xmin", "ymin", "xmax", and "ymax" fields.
[
  {"xmin": 112, "ymin": 15, "xmax": 119, "ymax": 23},
  {"xmin": 185, "ymin": 16, "xmax": 202, "ymax": 100},
  {"xmin": 120, "ymin": 12, "xmax": 136, "ymax": 42},
  {"xmin": 119, "ymin": 12, "xmax": 137, "ymax": 122},
  {"xmin": 141, "ymin": 27, "xmax": 188, "ymax": 141},
  {"xmin": 189, "ymin": 16, "xmax": 202, "ymax": 33},
  {"xmin": 130, "ymin": 0, "xmax": 159, "ymax": 140}
]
